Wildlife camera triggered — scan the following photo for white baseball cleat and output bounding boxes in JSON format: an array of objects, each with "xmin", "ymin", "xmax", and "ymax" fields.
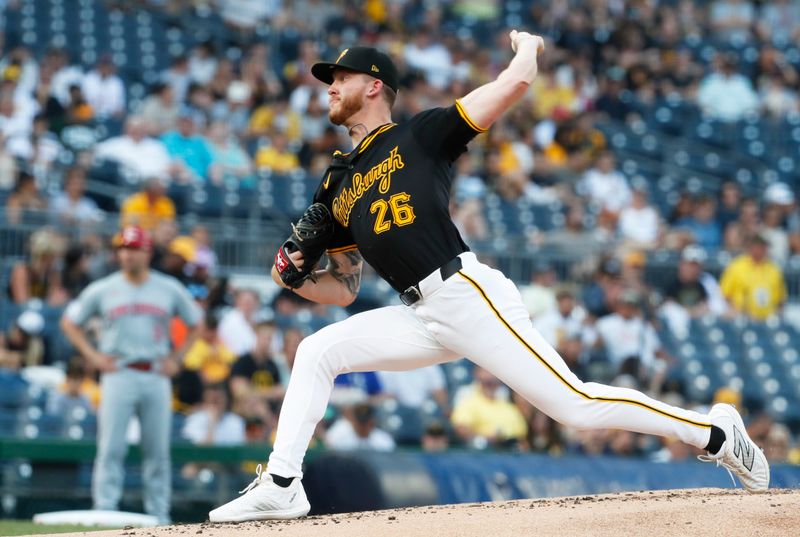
[
  {"xmin": 209, "ymin": 465, "xmax": 310, "ymax": 523},
  {"xmin": 699, "ymin": 403, "xmax": 770, "ymax": 493}
]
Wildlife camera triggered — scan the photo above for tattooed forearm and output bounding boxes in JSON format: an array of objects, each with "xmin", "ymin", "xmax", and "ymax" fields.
[{"xmin": 327, "ymin": 251, "xmax": 363, "ymax": 296}]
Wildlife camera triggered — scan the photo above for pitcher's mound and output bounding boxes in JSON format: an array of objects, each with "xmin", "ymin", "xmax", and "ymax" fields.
[{"xmin": 43, "ymin": 488, "xmax": 799, "ymax": 537}]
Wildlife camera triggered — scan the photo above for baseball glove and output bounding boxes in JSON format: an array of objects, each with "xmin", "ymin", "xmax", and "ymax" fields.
[{"xmin": 274, "ymin": 203, "xmax": 334, "ymax": 289}]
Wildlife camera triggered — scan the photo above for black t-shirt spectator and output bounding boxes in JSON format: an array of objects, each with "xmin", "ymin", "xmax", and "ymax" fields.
[
  {"xmin": 231, "ymin": 353, "xmax": 282, "ymax": 392},
  {"xmin": 665, "ymin": 278, "xmax": 708, "ymax": 308}
]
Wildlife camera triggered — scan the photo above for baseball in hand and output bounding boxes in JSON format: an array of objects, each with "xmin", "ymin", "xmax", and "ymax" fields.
[{"xmin": 510, "ymin": 30, "xmax": 544, "ymax": 54}]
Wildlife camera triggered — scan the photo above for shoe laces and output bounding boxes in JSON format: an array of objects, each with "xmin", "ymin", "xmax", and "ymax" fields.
[
  {"xmin": 697, "ymin": 454, "xmax": 737, "ymax": 487},
  {"xmin": 239, "ymin": 463, "xmax": 267, "ymax": 494}
]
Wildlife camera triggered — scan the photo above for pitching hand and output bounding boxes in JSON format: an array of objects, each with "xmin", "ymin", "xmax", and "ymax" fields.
[{"xmin": 510, "ymin": 30, "xmax": 545, "ymax": 55}]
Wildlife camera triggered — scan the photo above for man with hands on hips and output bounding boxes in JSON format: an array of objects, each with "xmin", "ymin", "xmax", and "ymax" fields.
[{"xmin": 61, "ymin": 224, "xmax": 202, "ymax": 524}]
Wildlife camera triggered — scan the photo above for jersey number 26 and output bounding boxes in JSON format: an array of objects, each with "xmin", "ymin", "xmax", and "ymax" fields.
[{"xmin": 370, "ymin": 192, "xmax": 416, "ymax": 234}]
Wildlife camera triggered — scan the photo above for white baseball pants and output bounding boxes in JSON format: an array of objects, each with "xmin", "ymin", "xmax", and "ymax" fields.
[{"xmin": 268, "ymin": 252, "xmax": 711, "ymax": 478}]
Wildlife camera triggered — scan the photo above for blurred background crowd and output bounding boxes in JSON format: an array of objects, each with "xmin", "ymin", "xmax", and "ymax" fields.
[{"xmin": 2, "ymin": 0, "xmax": 800, "ymax": 471}]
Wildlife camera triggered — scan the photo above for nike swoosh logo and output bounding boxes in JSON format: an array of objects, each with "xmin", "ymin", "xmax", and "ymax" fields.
[{"xmin": 323, "ymin": 172, "xmax": 331, "ymax": 189}]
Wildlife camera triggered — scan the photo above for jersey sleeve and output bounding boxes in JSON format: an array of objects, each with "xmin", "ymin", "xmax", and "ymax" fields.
[
  {"xmin": 64, "ymin": 280, "xmax": 104, "ymax": 325},
  {"xmin": 410, "ymin": 100, "xmax": 488, "ymax": 161},
  {"xmin": 172, "ymin": 279, "xmax": 202, "ymax": 327}
]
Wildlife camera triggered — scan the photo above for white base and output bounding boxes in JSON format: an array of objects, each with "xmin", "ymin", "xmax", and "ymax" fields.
[{"xmin": 32, "ymin": 510, "xmax": 160, "ymax": 528}]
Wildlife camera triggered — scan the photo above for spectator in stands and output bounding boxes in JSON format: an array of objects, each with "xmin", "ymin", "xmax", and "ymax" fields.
[
  {"xmin": 255, "ymin": 131, "xmax": 301, "ymax": 174},
  {"xmin": 720, "ymin": 233, "xmax": 787, "ymax": 321},
  {"xmin": 451, "ymin": 366, "xmax": 528, "ymax": 449},
  {"xmin": 61, "ymin": 244, "xmax": 92, "ymax": 299},
  {"xmin": 0, "ymin": 131, "xmax": 17, "ymax": 189},
  {"xmin": 276, "ymin": 326, "xmax": 304, "ymax": 381},
  {"xmin": 50, "ymin": 166, "xmax": 103, "ymax": 225},
  {"xmin": 762, "ymin": 203, "xmax": 790, "ymax": 266},
  {"xmin": 9, "ymin": 228, "xmax": 67, "ymax": 305},
  {"xmin": 211, "ymin": 80, "xmax": 252, "ymax": 138},
  {"xmin": 219, "ymin": 0, "xmax": 278, "ymax": 36},
  {"xmin": 709, "ymin": 0, "xmax": 756, "ymax": 43},
  {"xmin": 518, "ymin": 261, "xmax": 558, "ymax": 320},
  {"xmin": 188, "ymin": 41, "xmax": 218, "ymax": 85},
  {"xmin": 161, "ymin": 108, "xmax": 213, "ymax": 182},
  {"xmin": 698, "ymin": 53, "xmax": 758, "ymax": 122},
  {"xmin": 403, "ymin": 31, "xmax": 453, "ymax": 90},
  {"xmin": 618, "ymin": 186, "xmax": 660, "ymax": 250},
  {"xmin": 218, "ymin": 288, "xmax": 260, "ymax": 357},
  {"xmin": 138, "ymin": 82, "xmax": 179, "ymax": 136},
  {"xmin": 761, "ymin": 182, "xmax": 800, "ymax": 260},
  {"xmin": 161, "ymin": 55, "xmax": 191, "ymax": 105},
  {"xmin": 674, "ymin": 195, "xmax": 723, "ymax": 250},
  {"xmin": 6, "ymin": 114, "xmax": 63, "ymax": 172},
  {"xmin": 47, "ymin": 48, "xmax": 83, "ymax": 109},
  {"xmin": 183, "ymin": 311, "xmax": 238, "ymax": 384},
  {"xmin": 421, "ymin": 421, "xmax": 449, "ymax": 452},
  {"xmin": 81, "ymin": 55, "xmax": 125, "ymax": 118},
  {"xmin": 120, "ymin": 177, "xmax": 176, "ymax": 231},
  {"xmin": 763, "ymin": 423, "xmax": 792, "ymax": 463},
  {"xmin": 230, "ymin": 320, "xmax": 283, "ymax": 409},
  {"xmin": 5, "ymin": 169, "xmax": 46, "ymax": 224},
  {"xmin": 717, "ymin": 181, "xmax": 742, "ymax": 233},
  {"xmin": 582, "ymin": 257, "xmax": 624, "ymax": 319},
  {"xmin": 378, "ymin": 365, "xmax": 449, "ymax": 414},
  {"xmin": 0, "ymin": 310, "xmax": 45, "ymax": 369},
  {"xmin": 94, "ymin": 115, "xmax": 172, "ymax": 181},
  {"xmin": 757, "ymin": 0, "xmax": 800, "ymax": 44},
  {"xmin": 207, "ymin": 120, "xmax": 255, "ymax": 187},
  {"xmin": 46, "ymin": 357, "xmax": 94, "ymax": 417},
  {"xmin": 660, "ymin": 246, "xmax": 713, "ymax": 338},
  {"xmin": 325, "ymin": 402, "xmax": 396, "ymax": 452},
  {"xmin": 723, "ymin": 197, "xmax": 761, "ymax": 254},
  {"xmin": 64, "ymin": 83, "xmax": 94, "ymax": 124},
  {"xmin": 595, "ymin": 289, "xmax": 669, "ymax": 391},
  {"xmin": 533, "ymin": 286, "xmax": 595, "ymax": 372},
  {"xmin": 182, "ymin": 383, "xmax": 246, "ymax": 445},
  {"xmin": 579, "ymin": 150, "xmax": 631, "ymax": 217}
]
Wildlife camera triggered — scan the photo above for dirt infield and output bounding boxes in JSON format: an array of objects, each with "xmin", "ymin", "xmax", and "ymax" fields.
[{"xmin": 37, "ymin": 488, "xmax": 799, "ymax": 537}]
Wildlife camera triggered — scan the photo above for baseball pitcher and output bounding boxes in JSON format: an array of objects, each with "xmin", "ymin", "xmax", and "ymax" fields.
[{"xmin": 210, "ymin": 30, "xmax": 769, "ymax": 523}]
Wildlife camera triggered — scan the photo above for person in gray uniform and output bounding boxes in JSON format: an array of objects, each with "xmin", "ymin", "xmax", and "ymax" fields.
[{"xmin": 61, "ymin": 225, "xmax": 202, "ymax": 524}]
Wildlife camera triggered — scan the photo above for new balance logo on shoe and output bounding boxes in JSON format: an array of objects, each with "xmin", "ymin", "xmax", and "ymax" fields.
[{"xmin": 732, "ymin": 425, "xmax": 755, "ymax": 471}]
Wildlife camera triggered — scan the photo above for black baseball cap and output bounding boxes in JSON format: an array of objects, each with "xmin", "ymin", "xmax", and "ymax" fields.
[{"xmin": 311, "ymin": 46, "xmax": 399, "ymax": 93}]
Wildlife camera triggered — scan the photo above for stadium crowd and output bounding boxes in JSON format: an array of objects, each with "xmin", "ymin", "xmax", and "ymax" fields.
[{"xmin": 2, "ymin": 0, "xmax": 800, "ymax": 466}]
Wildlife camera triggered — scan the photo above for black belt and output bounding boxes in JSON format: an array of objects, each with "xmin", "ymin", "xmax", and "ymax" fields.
[{"xmin": 399, "ymin": 257, "xmax": 463, "ymax": 306}]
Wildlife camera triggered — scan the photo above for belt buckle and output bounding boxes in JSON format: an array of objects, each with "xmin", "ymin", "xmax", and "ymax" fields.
[{"xmin": 400, "ymin": 285, "xmax": 422, "ymax": 306}]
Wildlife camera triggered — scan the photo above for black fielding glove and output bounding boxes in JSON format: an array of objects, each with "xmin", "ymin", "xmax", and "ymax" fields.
[{"xmin": 274, "ymin": 203, "xmax": 334, "ymax": 289}]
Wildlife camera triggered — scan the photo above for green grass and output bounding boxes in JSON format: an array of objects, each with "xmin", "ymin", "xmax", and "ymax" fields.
[{"xmin": 0, "ymin": 521, "xmax": 115, "ymax": 536}]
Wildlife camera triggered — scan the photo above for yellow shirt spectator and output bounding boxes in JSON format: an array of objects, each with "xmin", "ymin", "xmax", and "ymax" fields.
[
  {"xmin": 120, "ymin": 190, "xmax": 175, "ymax": 231},
  {"xmin": 720, "ymin": 242, "xmax": 786, "ymax": 320},
  {"xmin": 255, "ymin": 143, "xmax": 300, "ymax": 174},
  {"xmin": 184, "ymin": 337, "xmax": 238, "ymax": 384},
  {"xmin": 451, "ymin": 375, "xmax": 527, "ymax": 442}
]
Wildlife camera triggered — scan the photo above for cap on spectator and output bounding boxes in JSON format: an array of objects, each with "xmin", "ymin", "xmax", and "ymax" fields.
[
  {"xmin": 177, "ymin": 105, "xmax": 196, "ymax": 121},
  {"xmin": 16, "ymin": 310, "xmax": 45, "ymax": 337},
  {"xmin": 623, "ymin": 250, "xmax": 646, "ymax": 268},
  {"xmin": 424, "ymin": 420, "xmax": 446, "ymax": 437},
  {"xmin": 115, "ymin": 225, "xmax": 154, "ymax": 251},
  {"xmin": 600, "ymin": 257, "xmax": 622, "ymax": 276},
  {"xmin": 681, "ymin": 245, "xmax": 707, "ymax": 264},
  {"xmin": 169, "ymin": 236, "xmax": 197, "ymax": 262},
  {"xmin": 713, "ymin": 387, "xmax": 742, "ymax": 407},
  {"xmin": 764, "ymin": 182, "xmax": 795, "ymax": 206},
  {"xmin": 312, "ymin": 46, "xmax": 400, "ymax": 92},
  {"xmin": 555, "ymin": 285, "xmax": 576, "ymax": 300}
]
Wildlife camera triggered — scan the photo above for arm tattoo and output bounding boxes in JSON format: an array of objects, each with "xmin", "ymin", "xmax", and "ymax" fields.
[{"xmin": 327, "ymin": 251, "xmax": 363, "ymax": 296}]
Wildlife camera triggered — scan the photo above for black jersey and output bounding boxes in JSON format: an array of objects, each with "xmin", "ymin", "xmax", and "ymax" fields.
[{"xmin": 312, "ymin": 100, "xmax": 486, "ymax": 293}]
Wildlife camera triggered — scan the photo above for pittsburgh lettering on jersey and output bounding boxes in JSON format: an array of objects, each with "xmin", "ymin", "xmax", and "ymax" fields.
[{"xmin": 332, "ymin": 146, "xmax": 405, "ymax": 227}]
